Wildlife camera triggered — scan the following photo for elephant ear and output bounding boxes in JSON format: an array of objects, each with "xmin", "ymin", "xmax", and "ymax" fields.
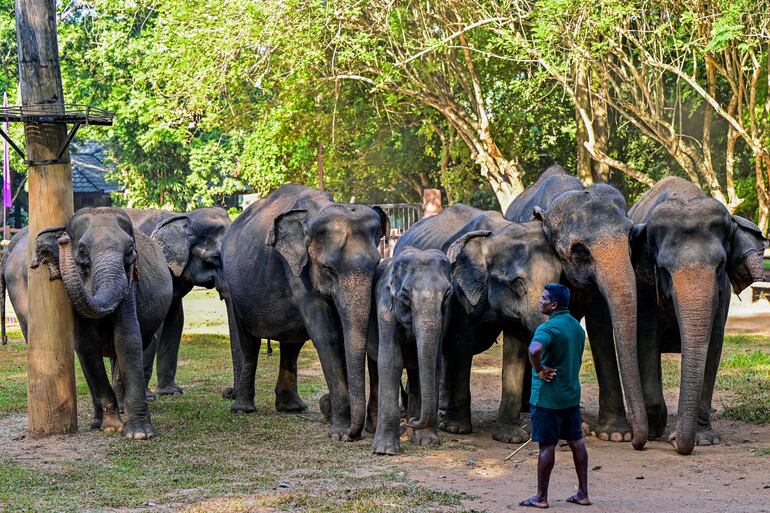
[
  {"xmin": 266, "ymin": 209, "xmax": 309, "ymax": 277},
  {"xmin": 728, "ymin": 215, "xmax": 768, "ymax": 293},
  {"xmin": 629, "ymin": 223, "xmax": 655, "ymax": 284},
  {"xmin": 151, "ymin": 215, "xmax": 191, "ymax": 277},
  {"xmin": 446, "ymin": 230, "xmax": 491, "ymax": 311},
  {"xmin": 30, "ymin": 226, "xmax": 66, "ymax": 280},
  {"xmin": 371, "ymin": 206, "xmax": 391, "ymax": 243}
]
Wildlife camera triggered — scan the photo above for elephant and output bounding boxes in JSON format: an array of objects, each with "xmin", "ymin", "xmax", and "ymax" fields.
[
  {"xmin": 629, "ymin": 177, "xmax": 767, "ymax": 454},
  {"xmin": 370, "ymin": 248, "xmax": 453, "ymax": 455},
  {"xmin": 30, "ymin": 208, "xmax": 174, "ymax": 439},
  {"xmin": 122, "ymin": 207, "xmax": 231, "ymax": 397},
  {"xmin": 395, "ymin": 203, "xmax": 562, "ymax": 443},
  {"xmin": 1, "ymin": 208, "xmax": 231, "ymax": 399},
  {"xmin": 220, "ymin": 184, "xmax": 388, "ymax": 441},
  {"xmin": 505, "ymin": 165, "xmax": 648, "ymax": 449}
]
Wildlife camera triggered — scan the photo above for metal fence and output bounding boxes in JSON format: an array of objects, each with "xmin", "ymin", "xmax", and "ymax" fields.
[{"xmin": 371, "ymin": 203, "xmax": 423, "ymax": 258}]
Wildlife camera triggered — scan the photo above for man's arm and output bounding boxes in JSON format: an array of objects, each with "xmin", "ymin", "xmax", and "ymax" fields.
[{"xmin": 529, "ymin": 341, "xmax": 556, "ymax": 383}]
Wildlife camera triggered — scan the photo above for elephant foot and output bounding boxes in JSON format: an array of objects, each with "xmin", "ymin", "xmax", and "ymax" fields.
[
  {"xmin": 492, "ymin": 421, "xmax": 529, "ymax": 444},
  {"xmin": 409, "ymin": 427, "xmax": 440, "ymax": 447},
  {"xmin": 156, "ymin": 383, "xmax": 183, "ymax": 396},
  {"xmin": 438, "ymin": 412, "xmax": 472, "ymax": 434},
  {"xmin": 372, "ymin": 432, "xmax": 402, "ymax": 455},
  {"xmin": 231, "ymin": 398, "xmax": 257, "ymax": 414},
  {"xmin": 275, "ymin": 392, "xmax": 308, "ymax": 413},
  {"xmin": 328, "ymin": 424, "xmax": 358, "ymax": 442},
  {"xmin": 221, "ymin": 387, "xmax": 236, "ymax": 400},
  {"xmin": 123, "ymin": 418, "xmax": 154, "ymax": 440},
  {"xmin": 319, "ymin": 393, "xmax": 332, "ymax": 421},
  {"xmin": 696, "ymin": 428, "xmax": 722, "ymax": 446},
  {"xmin": 145, "ymin": 389, "xmax": 157, "ymax": 403},
  {"xmin": 99, "ymin": 413, "xmax": 124, "ymax": 433},
  {"xmin": 595, "ymin": 416, "xmax": 632, "ymax": 442}
]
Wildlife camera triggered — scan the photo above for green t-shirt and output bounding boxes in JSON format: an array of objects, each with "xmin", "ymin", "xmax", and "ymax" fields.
[{"xmin": 529, "ymin": 309, "xmax": 586, "ymax": 410}]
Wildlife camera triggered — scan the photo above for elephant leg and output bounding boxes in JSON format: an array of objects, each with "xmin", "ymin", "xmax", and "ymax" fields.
[
  {"xmin": 142, "ymin": 328, "xmax": 159, "ymax": 402},
  {"xmin": 493, "ymin": 330, "xmax": 530, "ymax": 444},
  {"xmin": 637, "ymin": 283, "xmax": 666, "ymax": 439},
  {"xmin": 222, "ymin": 295, "xmax": 243, "ymax": 400},
  {"xmin": 275, "ymin": 341, "xmax": 308, "ymax": 413},
  {"xmin": 231, "ymin": 322, "xmax": 261, "ymax": 414},
  {"xmin": 438, "ymin": 329, "xmax": 473, "ymax": 435},
  {"xmin": 155, "ymin": 299, "xmax": 184, "ymax": 396},
  {"xmin": 372, "ymin": 321, "xmax": 403, "ymax": 455},
  {"xmin": 585, "ymin": 304, "xmax": 632, "ymax": 442},
  {"xmin": 695, "ymin": 300, "xmax": 728, "ymax": 446},
  {"xmin": 365, "ymin": 352, "xmax": 379, "ymax": 434},
  {"xmin": 406, "ymin": 366, "xmax": 440, "ymax": 447},
  {"xmin": 113, "ymin": 290, "xmax": 154, "ymax": 440},
  {"xmin": 76, "ymin": 323, "xmax": 122, "ymax": 432}
]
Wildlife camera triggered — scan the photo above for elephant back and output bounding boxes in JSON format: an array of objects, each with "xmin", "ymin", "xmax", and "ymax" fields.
[
  {"xmin": 504, "ymin": 165, "xmax": 582, "ymax": 222},
  {"xmin": 395, "ymin": 204, "xmax": 483, "ymax": 255}
]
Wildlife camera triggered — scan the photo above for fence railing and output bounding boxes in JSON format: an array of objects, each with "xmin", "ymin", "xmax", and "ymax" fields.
[{"xmin": 371, "ymin": 203, "xmax": 424, "ymax": 258}]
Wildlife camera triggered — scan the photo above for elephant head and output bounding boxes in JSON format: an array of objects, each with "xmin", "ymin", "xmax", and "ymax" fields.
[
  {"xmin": 267, "ymin": 203, "xmax": 388, "ymax": 438},
  {"xmin": 32, "ymin": 208, "xmax": 138, "ymax": 319},
  {"xmin": 386, "ymin": 247, "xmax": 452, "ymax": 430},
  {"xmin": 533, "ymin": 184, "xmax": 648, "ymax": 449},
  {"xmin": 631, "ymin": 197, "xmax": 767, "ymax": 454},
  {"xmin": 151, "ymin": 207, "xmax": 230, "ymax": 289},
  {"xmin": 445, "ymin": 221, "xmax": 562, "ymax": 333}
]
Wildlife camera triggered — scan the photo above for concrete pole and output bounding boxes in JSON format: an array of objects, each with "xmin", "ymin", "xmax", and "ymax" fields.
[{"xmin": 16, "ymin": 0, "xmax": 77, "ymax": 437}]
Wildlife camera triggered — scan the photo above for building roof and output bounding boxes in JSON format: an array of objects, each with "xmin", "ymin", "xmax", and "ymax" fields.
[{"xmin": 71, "ymin": 142, "xmax": 122, "ymax": 194}]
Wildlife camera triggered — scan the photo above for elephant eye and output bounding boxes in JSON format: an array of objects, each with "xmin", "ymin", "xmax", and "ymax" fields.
[
  {"xmin": 125, "ymin": 249, "xmax": 137, "ymax": 266},
  {"xmin": 76, "ymin": 245, "xmax": 90, "ymax": 266},
  {"xmin": 571, "ymin": 243, "xmax": 591, "ymax": 262},
  {"xmin": 511, "ymin": 277, "xmax": 526, "ymax": 296}
]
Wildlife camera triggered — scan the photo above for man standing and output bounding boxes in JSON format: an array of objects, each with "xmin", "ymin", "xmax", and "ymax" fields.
[{"xmin": 519, "ymin": 284, "xmax": 591, "ymax": 508}]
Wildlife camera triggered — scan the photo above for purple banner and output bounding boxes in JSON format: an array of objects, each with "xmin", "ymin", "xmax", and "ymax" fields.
[{"xmin": 2, "ymin": 92, "xmax": 10, "ymax": 208}]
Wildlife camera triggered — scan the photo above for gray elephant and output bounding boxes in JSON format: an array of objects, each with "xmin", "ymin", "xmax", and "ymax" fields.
[
  {"xmin": 221, "ymin": 184, "xmax": 388, "ymax": 441},
  {"xmin": 30, "ymin": 208, "xmax": 174, "ymax": 439},
  {"xmin": 505, "ymin": 165, "xmax": 648, "ymax": 449},
  {"xmin": 123, "ymin": 207, "xmax": 231, "ymax": 396},
  {"xmin": 629, "ymin": 177, "xmax": 766, "ymax": 454},
  {"xmin": 370, "ymin": 248, "xmax": 452, "ymax": 455},
  {"xmin": 1, "ymin": 208, "xmax": 231, "ymax": 400},
  {"xmin": 396, "ymin": 204, "xmax": 562, "ymax": 443}
]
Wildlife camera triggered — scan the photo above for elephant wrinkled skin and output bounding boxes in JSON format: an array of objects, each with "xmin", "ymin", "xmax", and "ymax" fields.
[
  {"xmin": 220, "ymin": 184, "xmax": 387, "ymax": 441},
  {"xmin": 629, "ymin": 177, "xmax": 767, "ymax": 454}
]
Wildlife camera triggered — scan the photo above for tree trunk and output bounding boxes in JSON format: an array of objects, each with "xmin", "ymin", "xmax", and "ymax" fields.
[
  {"xmin": 592, "ymin": 90, "xmax": 611, "ymax": 182},
  {"xmin": 17, "ymin": 0, "xmax": 77, "ymax": 437},
  {"xmin": 756, "ymin": 152, "xmax": 770, "ymax": 234},
  {"xmin": 575, "ymin": 64, "xmax": 594, "ymax": 185},
  {"xmin": 317, "ymin": 140, "xmax": 324, "ymax": 191}
]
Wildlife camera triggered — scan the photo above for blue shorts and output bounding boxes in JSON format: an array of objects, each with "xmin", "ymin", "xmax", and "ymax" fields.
[{"xmin": 530, "ymin": 405, "xmax": 583, "ymax": 445}]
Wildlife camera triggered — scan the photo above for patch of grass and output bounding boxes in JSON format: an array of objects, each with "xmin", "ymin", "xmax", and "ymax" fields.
[
  {"xmin": 750, "ymin": 447, "xmax": 770, "ymax": 456},
  {"xmin": 718, "ymin": 351, "xmax": 770, "ymax": 424},
  {"xmin": 0, "ymin": 333, "xmax": 463, "ymax": 513}
]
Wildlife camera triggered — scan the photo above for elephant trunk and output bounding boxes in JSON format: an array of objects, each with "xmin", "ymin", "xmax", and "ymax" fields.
[
  {"xmin": 671, "ymin": 267, "xmax": 716, "ymax": 455},
  {"xmin": 408, "ymin": 307, "xmax": 441, "ymax": 430},
  {"xmin": 592, "ymin": 237, "xmax": 649, "ymax": 450},
  {"xmin": 336, "ymin": 272, "xmax": 373, "ymax": 439},
  {"xmin": 58, "ymin": 234, "xmax": 129, "ymax": 319}
]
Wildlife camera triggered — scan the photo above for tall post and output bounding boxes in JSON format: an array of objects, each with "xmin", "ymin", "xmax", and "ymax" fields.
[{"xmin": 16, "ymin": 0, "xmax": 77, "ymax": 436}]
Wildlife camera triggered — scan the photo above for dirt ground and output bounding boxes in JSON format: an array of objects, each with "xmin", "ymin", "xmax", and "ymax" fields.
[{"xmin": 400, "ymin": 349, "xmax": 770, "ymax": 513}]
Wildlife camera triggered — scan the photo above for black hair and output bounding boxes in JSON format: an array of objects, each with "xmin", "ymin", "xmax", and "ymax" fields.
[{"xmin": 544, "ymin": 283, "xmax": 570, "ymax": 309}]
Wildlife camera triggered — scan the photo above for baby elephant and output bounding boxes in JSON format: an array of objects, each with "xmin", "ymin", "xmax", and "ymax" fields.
[{"xmin": 371, "ymin": 247, "xmax": 452, "ymax": 455}]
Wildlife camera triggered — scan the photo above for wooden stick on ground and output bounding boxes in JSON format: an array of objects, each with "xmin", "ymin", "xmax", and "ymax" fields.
[{"xmin": 504, "ymin": 438, "xmax": 533, "ymax": 461}]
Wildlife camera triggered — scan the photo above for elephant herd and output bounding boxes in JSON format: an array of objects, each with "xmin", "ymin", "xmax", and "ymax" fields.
[{"xmin": 1, "ymin": 167, "xmax": 765, "ymax": 456}]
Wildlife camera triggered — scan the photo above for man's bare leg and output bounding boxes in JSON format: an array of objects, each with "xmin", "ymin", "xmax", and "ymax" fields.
[
  {"xmin": 566, "ymin": 439, "xmax": 591, "ymax": 506},
  {"xmin": 519, "ymin": 443, "xmax": 555, "ymax": 508}
]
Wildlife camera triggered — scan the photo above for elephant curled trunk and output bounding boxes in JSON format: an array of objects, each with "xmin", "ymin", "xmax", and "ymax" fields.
[
  {"xmin": 671, "ymin": 267, "xmax": 716, "ymax": 455},
  {"xmin": 592, "ymin": 236, "xmax": 649, "ymax": 450},
  {"xmin": 58, "ymin": 234, "xmax": 129, "ymax": 319}
]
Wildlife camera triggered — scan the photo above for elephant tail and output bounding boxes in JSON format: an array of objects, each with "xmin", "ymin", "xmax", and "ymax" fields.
[{"xmin": 1, "ymin": 248, "xmax": 7, "ymax": 345}]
